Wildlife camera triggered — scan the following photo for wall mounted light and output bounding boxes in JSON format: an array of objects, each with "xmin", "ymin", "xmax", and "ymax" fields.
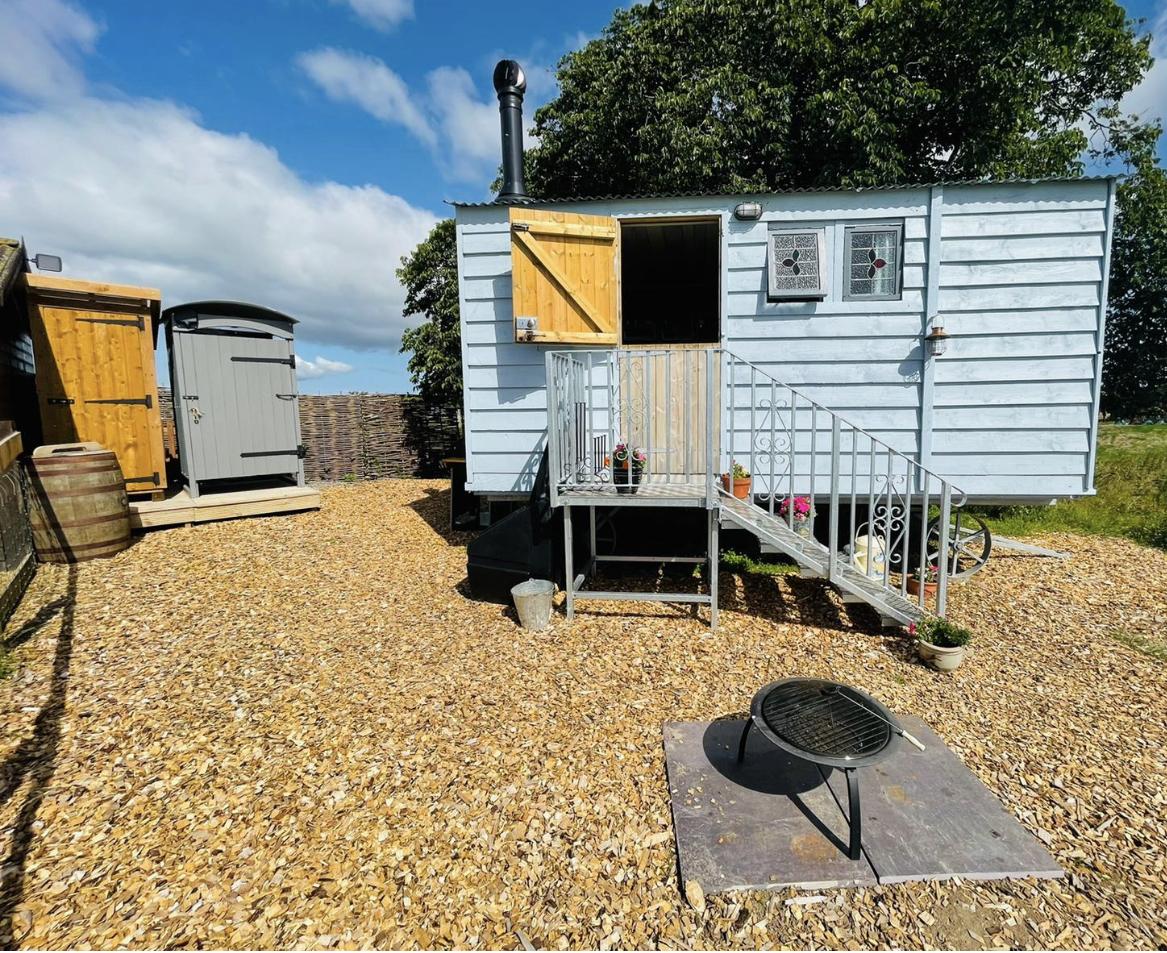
[
  {"xmin": 733, "ymin": 202, "xmax": 763, "ymax": 221},
  {"xmin": 925, "ymin": 319, "xmax": 950, "ymax": 357}
]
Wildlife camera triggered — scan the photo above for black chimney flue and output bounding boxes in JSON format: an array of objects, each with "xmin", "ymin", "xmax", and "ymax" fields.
[{"xmin": 493, "ymin": 59, "xmax": 528, "ymax": 202}]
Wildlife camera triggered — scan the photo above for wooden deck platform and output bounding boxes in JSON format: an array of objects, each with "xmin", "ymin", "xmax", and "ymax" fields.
[
  {"xmin": 130, "ymin": 484, "xmax": 321, "ymax": 530},
  {"xmin": 558, "ymin": 480, "xmax": 711, "ymax": 507}
]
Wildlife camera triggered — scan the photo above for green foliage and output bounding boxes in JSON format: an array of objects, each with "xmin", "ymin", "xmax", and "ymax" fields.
[
  {"xmin": 397, "ymin": 219, "xmax": 463, "ymax": 409},
  {"xmin": 1108, "ymin": 628, "xmax": 1167, "ymax": 663},
  {"xmin": 916, "ymin": 616, "xmax": 973, "ymax": 648},
  {"xmin": 971, "ymin": 424, "xmax": 1167, "ymax": 550},
  {"xmin": 719, "ymin": 549, "xmax": 799, "ymax": 577},
  {"xmin": 1101, "ymin": 121, "xmax": 1167, "ymax": 420},
  {"xmin": 528, "ymin": 0, "xmax": 1151, "ymax": 196},
  {"xmin": 729, "ymin": 461, "xmax": 750, "ymax": 480}
]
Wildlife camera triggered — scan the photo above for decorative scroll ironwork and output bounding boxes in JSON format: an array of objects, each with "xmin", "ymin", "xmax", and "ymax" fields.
[{"xmin": 547, "ymin": 346, "xmax": 973, "ymax": 619}]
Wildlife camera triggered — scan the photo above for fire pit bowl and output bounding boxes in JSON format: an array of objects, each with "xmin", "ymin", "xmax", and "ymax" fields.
[{"xmin": 736, "ymin": 678, "xmax": 904, "ymax": 860}]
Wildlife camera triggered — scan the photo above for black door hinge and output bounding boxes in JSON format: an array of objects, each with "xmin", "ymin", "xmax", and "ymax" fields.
[
  {"xmin": 231, "ymin": 355, "xmax": 296, "ymax": 367},
  {"xmin": 85, "ymin": 395, "xmax": 153, "ymax": 409},
  {"xmin": 47, "ymin": 397, "xmax": 75, "ymax": 406}
]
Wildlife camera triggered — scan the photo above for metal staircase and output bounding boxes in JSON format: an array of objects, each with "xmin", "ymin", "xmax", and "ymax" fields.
[{"xmin": 545, "ymin": 347, "xmax": 969, "ymax": 627}]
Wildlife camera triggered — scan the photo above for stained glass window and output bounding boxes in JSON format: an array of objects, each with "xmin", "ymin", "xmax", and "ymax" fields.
[
  {"xmin": 843, "ymin": 224, "xmax": 903, "ymax": 300},
  {"xmin": 768, "ymin": 228, "xmax": 827, "ymax": 299}
]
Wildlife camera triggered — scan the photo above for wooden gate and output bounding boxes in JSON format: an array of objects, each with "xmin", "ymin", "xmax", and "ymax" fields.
[{"xmin": 26, "ymin": 275, "xmax": 166, "ymax": 495}]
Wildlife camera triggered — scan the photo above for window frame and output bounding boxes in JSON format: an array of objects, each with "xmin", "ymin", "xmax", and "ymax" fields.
[
  {"xmin": 842, "ymin": 222, "xmax": 905, "ymax": 302},
  {"xmin": 766, "ymin": 225, "xmax": 828, "ymax": 301}
]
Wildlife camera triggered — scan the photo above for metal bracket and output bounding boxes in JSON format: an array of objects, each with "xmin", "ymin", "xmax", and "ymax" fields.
[
  {"xmin": 77, "ymin": 316, "xmax": 144, "ymax": 331},
  {"xmin": 512, "ymin": 222, "xmax": 530, "ymax": 232},
  {"xmin": 231, "ymin": 355, "xmax": 296, "ymax": 367},
  {"xmin": 47, "ymin": 397, "xmax": 74, "ymax": 406},
  {"xmin": 85, "ymin": 395, "xmax": 153, "ymax": 409}
]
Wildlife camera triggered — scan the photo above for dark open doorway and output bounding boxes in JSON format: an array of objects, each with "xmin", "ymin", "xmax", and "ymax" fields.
[{"xmin": 620, "ymin": 219, "xmax": 720, "ymax": 345}]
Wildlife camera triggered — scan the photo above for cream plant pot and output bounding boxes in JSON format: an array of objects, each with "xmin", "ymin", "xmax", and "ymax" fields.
[{"xmin": 917, "ymin": 640, "xmax": 967, "ymax": 672}]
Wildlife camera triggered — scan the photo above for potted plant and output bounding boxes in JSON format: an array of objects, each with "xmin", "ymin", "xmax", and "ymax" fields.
[
  {"xmin": 911, "ymin": 617, "xmax": 972, "ymax": 672},
  {"xmin": 721, "ymin": 461, "xmax": 751, "ymax": 499},
  {"xmin": 610, "ymin": 442, "xmax": 646, "ymax": 494},
  {"xmin": 779, "ymin": 495, "xmax": 814, "ymax": 537},
  {"xmin": 906, "ymin": 562, "xmax": 939, "ymax": 598}
]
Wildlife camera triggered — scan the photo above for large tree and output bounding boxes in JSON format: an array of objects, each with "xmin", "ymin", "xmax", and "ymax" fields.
[
  {"xmin": 1100, "ymin": 119, "xmax": 1167, "ymax": 420},
  {"xmin": 397, "ymin": 218, "xmax": 461, "ymax": 410},
  {"xmin": 402, "ymin": 0, "xmax": 1164, "ymax": 416},
  {"xmin": 527, "ymin": 0, "xmax": 1151, "ymax": 193}
]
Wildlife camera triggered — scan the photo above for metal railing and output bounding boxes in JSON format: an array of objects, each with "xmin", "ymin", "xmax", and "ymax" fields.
[
  {"xmin": 546, "ymin": 347, "xmax": 968, "ymax": 616},
  {"xmin": 722, "ymin": 350, "xmax": 966, "ymax": 616},
  {"xmin": 546, "ymin": 348, "xmax": 719, "ymax": 506}
]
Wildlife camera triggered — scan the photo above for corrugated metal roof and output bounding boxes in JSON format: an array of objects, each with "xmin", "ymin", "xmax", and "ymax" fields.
[{"xmin": 448, "ymin": 175, "xmax": 1116, "ymax": 208}]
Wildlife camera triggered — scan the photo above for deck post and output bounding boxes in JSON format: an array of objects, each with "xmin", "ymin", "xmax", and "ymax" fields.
[
  {"xmin": 709, "ymin": 507, "xmax": 719, "ymax": 631},
  {"xmin": 563, "ymin": 504, "xmax": 574, "ymax": 620},
  {"xmin": 827, "ymin": 418, "xmax": 841, "ymax": 580}
]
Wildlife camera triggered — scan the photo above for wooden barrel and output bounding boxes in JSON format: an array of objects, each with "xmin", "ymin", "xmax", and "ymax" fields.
[{"xmin": 27, "ymin": 443, "xmax": 131, "ymax": 563}]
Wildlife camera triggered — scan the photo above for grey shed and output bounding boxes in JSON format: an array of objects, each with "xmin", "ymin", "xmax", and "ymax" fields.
[{"xmin": 162, "ymin": 301, "xmax": 305, "ymax": 498}]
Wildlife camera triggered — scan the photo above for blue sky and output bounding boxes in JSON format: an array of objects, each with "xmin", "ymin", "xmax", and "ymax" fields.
[{"xmin": 1, "ymin": 0, "xmax": 1164, "ymax": 394}]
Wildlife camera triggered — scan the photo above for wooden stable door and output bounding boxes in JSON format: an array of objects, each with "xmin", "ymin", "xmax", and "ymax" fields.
[
  {"xmin": 26, "ymin": 276, "xmax": 166, "ymax": 494},
  {"xmin": 510, "ymin": 208, "xmax": 619, "ymax": 344}
]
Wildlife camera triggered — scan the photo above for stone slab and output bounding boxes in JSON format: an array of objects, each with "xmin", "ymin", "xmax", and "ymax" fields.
[
  {"xmin": 663, "ymin": 720, "xmax": 877, "ymax": 892},
  {"xmin": 821, "ymin": 716, "xmax": 1064, "ymax": 884}
]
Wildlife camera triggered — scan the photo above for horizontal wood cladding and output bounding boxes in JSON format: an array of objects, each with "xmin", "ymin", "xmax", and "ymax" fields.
[{"xmin": 456, "ymin": 179, "xmax": 1111, "ymax": 497}]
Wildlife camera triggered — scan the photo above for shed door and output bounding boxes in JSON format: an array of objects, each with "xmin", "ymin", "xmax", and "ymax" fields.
[
  {"xmin": 510, "ymin": 208, "xmax": 619, "ymax": 344},
  {"xmin": 177, "ymin": 333, "xmax": 299, "ymax": 482},
  {"xmin": 31, "ymin": 299, "xmax": 165, "ymax": 491}
]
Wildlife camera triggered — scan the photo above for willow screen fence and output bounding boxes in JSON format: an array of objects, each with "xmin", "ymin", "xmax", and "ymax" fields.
[{"xmin": 159, "ymin": 390, "xmax": 462, "ymax": 483}]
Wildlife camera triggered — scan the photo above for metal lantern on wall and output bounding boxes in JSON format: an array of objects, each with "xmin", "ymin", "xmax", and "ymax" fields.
[{"xmin": 926, "ymin": 319, "xmax": 950, "ymax": 357}]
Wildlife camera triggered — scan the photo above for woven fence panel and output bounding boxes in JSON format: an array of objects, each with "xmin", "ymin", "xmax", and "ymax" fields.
[{"xmin": 158, "ymin": 388, "xmax": 462, "ymax": 482}]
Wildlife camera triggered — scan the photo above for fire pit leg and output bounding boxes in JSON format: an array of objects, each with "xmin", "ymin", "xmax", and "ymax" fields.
[
  {"xmin": 735, "ymin": 719, "xmax": 753, "ymax": 764},
  {"xmin": 845, "ymin": 768, "xmax": 861, "ymax": 860}
]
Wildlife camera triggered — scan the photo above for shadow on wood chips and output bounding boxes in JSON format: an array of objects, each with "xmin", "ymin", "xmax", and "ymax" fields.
[{"xmin": 0, "ymin": 565, "xmax": 77, "ymax": 948}]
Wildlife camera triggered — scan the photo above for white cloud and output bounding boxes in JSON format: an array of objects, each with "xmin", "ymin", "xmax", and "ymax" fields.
[
  {"xmin": 296, "ymin": 47, "xmax": 435, "ymax": 147},
  {"xmin": 296, "ymin": 354, "xmax": 354, "ymax": 379},
  {"xmin": 1122, "ymin": 2, "xmax": 1167, "ymax": 127},
  {"xmin": 0, "ymin": 0, "xmax": 101, "ymax": 101},
  {"xmin": 425, "ymin": 66, "xmax": 502, "ymax": 179},
  {"xmin": 332, "ymin": 0, "xmax": 414, "ymax": 32},
  {"xmin": 298, "ymin": 49, "xmax": 552, "ymax": 183},
  {"xmin": 0, "ymin": 97, "xmax": 438, "ymax": 350}
]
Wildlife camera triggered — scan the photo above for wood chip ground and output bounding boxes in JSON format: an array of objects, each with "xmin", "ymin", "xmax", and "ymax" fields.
[{"xmin": 2, "ymin": 480, "xmax": 1165, "ymax": 949}]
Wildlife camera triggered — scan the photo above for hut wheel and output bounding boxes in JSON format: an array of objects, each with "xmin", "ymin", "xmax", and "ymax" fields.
[{"xmin": 926, "ymin": 511, "xmax": 992, "ymax": 579}]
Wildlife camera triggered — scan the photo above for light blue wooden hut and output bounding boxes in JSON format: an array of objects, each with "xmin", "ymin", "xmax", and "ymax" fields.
[{"xmin": 453, "ymin": 175, "xmax": 1116, "ymax": 627}]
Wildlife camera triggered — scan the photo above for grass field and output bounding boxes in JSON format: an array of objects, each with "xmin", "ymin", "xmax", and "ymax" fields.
[{"xmin": 969, "ymin": 423, "xmax": 1167, "ymax": 550}]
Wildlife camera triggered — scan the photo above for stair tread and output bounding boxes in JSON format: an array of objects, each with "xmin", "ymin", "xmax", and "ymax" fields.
[{"xmin": 718, "ymin": 492, "xmax": 925, "ymax": 622}]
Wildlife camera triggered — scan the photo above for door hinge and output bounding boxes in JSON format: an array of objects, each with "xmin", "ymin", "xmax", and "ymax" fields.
[
  {"xmin": 85, "ymin": 395, "xmax": 153, "ymax": 409},
  {"xmin": 47, "ymin": 397, "xmax": 75, "ymax": 406},
  {"xmin": 77, "ymin": 316, "xmax": 145, "ymax": 331},
  {"xmin": 239, "ymin": 444, "xmax": 308, "ymax": 460},
  {"xmin": 231, "ymin": 355, "xmax": 296, "ymax": 368},
  {"xmin": 512, "ymin": 222, "xmax": 530, "ymax": 232}
]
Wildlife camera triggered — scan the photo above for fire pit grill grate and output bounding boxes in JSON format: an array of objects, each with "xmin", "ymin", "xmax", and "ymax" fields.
[{"xmin": 760, "ymin": 682, "xmax": 892, "ymax": 761}]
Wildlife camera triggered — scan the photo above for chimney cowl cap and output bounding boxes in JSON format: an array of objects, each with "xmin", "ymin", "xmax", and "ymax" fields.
[{"xmin": 493, "ymin": 60, "xmax": 526, "ymax": 95}]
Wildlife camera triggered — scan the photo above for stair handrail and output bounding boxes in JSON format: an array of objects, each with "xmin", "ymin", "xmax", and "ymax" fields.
[{"xmin": 721, "ymin": 347, "xmax": 967, "ymax": 617}]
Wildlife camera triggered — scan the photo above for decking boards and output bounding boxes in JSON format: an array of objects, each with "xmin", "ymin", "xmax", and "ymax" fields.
[{"xmin": 130, "ymin": 484, "xmax": 321, "ymax": 530}]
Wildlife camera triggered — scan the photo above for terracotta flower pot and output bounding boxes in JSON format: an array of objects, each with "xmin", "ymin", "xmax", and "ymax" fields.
[
  {"xmin": 906, "ymin": 576, "xmax": 939, "ymax": 598},
  {"xmin": 721, "ymin": 474, "xmax": 751, "ymax": 500},
  {"xmin": 917, "ymin": 640, "xmax": 966, "ymax": 672}
]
